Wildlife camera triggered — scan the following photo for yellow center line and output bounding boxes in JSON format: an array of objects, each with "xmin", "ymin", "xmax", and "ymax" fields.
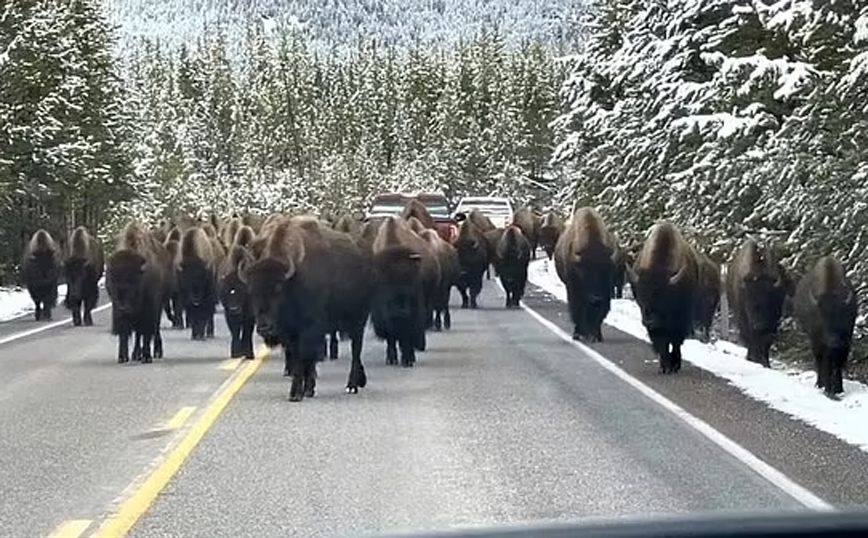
[
  {"xmin": 218, "ymin": 358, "xmax": 241, "ymax": 371},
  {"xmin": 164, "ymin": 406, "xmax": 196, "ymax": 431},
  {"xmin": 47, "ymin": 519, "xmax": 92, "ymax": 538},
  {"xmin": 90, "ymin": 345, "xmax": 270, "ymax": 538}
]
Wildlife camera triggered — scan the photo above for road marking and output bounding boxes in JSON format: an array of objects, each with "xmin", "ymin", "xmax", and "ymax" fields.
[
  {"xmin": 502, "ymin": 282, "xmax": 834, "ymax": 511},
  {"xmin": 0, "ymin": 303, "xmax": 112, "ymax": 347},
  {"xmin": 90, "ymin": 345, "xmax": 270, "ymax": 538},
  {"xmin": 47, "ymin": 519, "xmax": 92, "ymax": 538},
  {"xmin": 164, "ymin": 406, "xmax": 196, "ymax": 430},
  {"xmin": 218, "ymin": 358, "xmax": 241, "ymax": 371}
]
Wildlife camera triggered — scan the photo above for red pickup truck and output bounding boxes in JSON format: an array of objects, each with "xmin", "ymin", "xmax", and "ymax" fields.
[{"xmin": 364, "ymin": 192, "xmax": 459, "ymax": 243}]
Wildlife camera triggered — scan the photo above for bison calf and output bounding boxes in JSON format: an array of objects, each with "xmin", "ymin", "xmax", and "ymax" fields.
[{"xmin": 793, "ymin": 256, "xmax": 858, "ymax": 397}]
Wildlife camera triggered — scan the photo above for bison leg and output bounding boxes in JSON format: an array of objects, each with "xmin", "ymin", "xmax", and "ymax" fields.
[
  {"xmin": 303, "ymin": 362, "xmax": 317, "ymax": 398},
  {"xmin": 414, "ymin": 325, "xmax": 426, "ymax": 352},
  {"xmin": 651, "ymin": 336, "xmax": 673, "ymax": 374},
  {"xmin": 469, "ymin": 277, "xmax": 482, "ymax": 309},
  {"xmin": 153, "ymin": 329, "xmax": 163, "ymax": 359},
  {"xmin": 817, "ymin": 348, "xmax": 832, "ymax": 393},
  {"xmin": 443, "ymin": 306, "xmax": 452, "ymax": 330},
  {"xmin": 117, "ymin": 333, "xmax": 130, "ymax": 364},
  {"xmin": 399, "ymin": 334, "xmax": 416, "ymax": 368},
  {"xmin": 347, "ymin": 329, "xmax": 367, "ymax": 394},
  {"xmin": 172, "ymin": 297, "xmax": 184, "ymax": 329},
  {"xmin": 671, "ymin": 340, "xmax": 683, "ymax": 373},
  {"xmin": 206, "ymin": 314, "xmax": 215, "ymax": 339},
  {"xmin": 288, "ymin": 375, "xmax": 305, "ymax": 402},
  {"xmin": 71, "ymin": 307, "xmax": 82, "ymax": 327},
  {"xmin": 42, "ymin": 305, "xmax": 52, "ymax": 321},
  {"xmin": 328, "ymin": 331, "xmax": 339, "ymax": 360},
  {"xmin": 228, "ymin": 318, "xmax": 241, "ymax": 358},
  {"xmin": 140, "ymin": 332, "xmax": 154, "ymax": 364},
  {"xmin": 458, "ymin": 285, "xmax": 469, "ymax": 309},
  {"xmin": 242, "ymin": 318, "xmax": 255, "ymax": 359},
  {"xmin": 132, "ymin": 333, "xmax": 143, "ymax": 362},
  {"xmin": 83, "ymin": 292, "xmax": 96, "ymax": 326},
  {"xmin": 283, "ymin": 346, "xmax": 293, "ymax": 376},
  {"xmin": 34, "ymin": 302, "xmax": 42, "ymax": 321},
  {"xmin": 386, "ymin": 337, "xmax": 398, "ymax": 365},
  {"xmin": 433, "ymin": 309, "xmax": 442, "ymax": 331}
]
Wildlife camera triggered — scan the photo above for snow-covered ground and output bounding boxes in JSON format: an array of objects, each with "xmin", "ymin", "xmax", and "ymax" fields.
[
  {"xmin": 0, "ymin": 284, "xmax": 68, "ymax": 322},
  {"xmin": 527, "ymin": 258, "xmax": 868, "ymax": 453}
]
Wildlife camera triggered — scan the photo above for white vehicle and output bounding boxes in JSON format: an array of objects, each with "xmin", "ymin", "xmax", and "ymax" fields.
[{"xmin": 453, "ymin": 196, "xmax": 514, "ymax": 229}]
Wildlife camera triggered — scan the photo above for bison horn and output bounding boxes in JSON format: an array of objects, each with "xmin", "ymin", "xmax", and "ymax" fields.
[
  {"xmin": 284, "ymin": 259, "xmax": 297, "ymax": 280},
  {"xmin": 668, "ymin": 264, "xmax": 688, "ymax": 286},
  {"xmin": 808, "ymin": 286, "xmax": 818, "ymax": 307},
  {"xmin": 236, "ymin": 260, "xmax": 249, "ymax": 285}
]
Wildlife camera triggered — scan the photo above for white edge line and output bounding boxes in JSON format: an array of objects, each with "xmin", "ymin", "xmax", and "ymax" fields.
[
  {"xmin": 496, "ymin": 280, "xmax": 834, "ymax": 511},
  {"xmin": 0, "ymin": 303, "xmax": 112, "ymax": 346}
]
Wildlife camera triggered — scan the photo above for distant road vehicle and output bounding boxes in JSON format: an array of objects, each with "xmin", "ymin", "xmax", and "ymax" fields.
[
  {"xmin": 452, "ymin": 196, "xmax": 514, "ymax": 229},
  {"xmin": 365, "ymin": 192, "xmax": 459, "ymax": 242}
]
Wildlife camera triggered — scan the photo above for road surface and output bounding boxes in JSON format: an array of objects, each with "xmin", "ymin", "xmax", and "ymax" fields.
[{"xmin": 1, "ymin": 282, "xmax": 867, "ymax": 538}]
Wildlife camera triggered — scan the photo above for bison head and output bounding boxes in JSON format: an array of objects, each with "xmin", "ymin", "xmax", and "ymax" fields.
[
  {"xmin": 178, "ymin": 258, "xmax": 213, "ymax": 310},
  {"xmin": 741, "ymin": 271, "xmax": 787, "ymax": 335},
  {"xmin": 219, "ymin": 270, "xmax": 250, "ymax": 318},
  {"xmin": 26, "ymin": 251, "xmax": 59, "ymax": 287},
  {"xmin": 810, "ymin": 287, "xmax": 856, "ymax": 350},
  {"xmin": 239, "ymin": 256, "xmax": 296, "ymax": 347},
  {"xmin": 106, "ymin": 251, "xmax": 147, "ymax": 316}
]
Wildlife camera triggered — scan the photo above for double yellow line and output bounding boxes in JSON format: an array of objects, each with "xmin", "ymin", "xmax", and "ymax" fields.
[{"xmin": 48, "ymin": 346, "xmax": 269, "ymax": 538}]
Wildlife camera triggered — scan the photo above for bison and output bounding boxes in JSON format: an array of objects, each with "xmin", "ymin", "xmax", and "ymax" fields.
[
  {"xmin": 793, "ymin": 255, "xmax": 858, "ymax": 397},
  {"xmin": 163, "ymin": 238, "xmax": 185, "ymax": 329},
  {"xmin": 219, "ymin": 243, "xmax": 256, "ymax": 360},
  {"xmin": 177, "ymin": 227, "xmax": 220, "ymax": 341},
  {"xmin": 627, "ymin": 221, "xmax": 699, "ymax": 374},
  {"xmin": 554, "ymin": 208, "xmax": 617, "ymax": 342},
  {"xmin": 692, "ymin": 248, "xmax": 721, "ymax": 343},
  {"xmin": 333, "ymin": 214, "xmax": 362, "ymax": 237},
  {"xmin": 371, "ymin": 217, "xmax": 438, "ymax": 367},
  {"xmin": 452, "ymin": 219, "xmax": 488, "ymax": 309},
  {"xmin": 63, "ymin": 226, "xmax": 104, "ymax": 327},
  {"xmin": 538, "ymin": 211, "xmax": 564, "ymax": 261},
  {"xmin": 495, "ymin": 226, "xmax": 531, "ymax": 308},
  {"xmin": 726, "ymin": 239, "xmax": 791, "ymax": 367},
  {"xmin": 22, "ymin": 229, "xmax": 62, "ymax": 321},
  {"xmin": 401, "ymin": 199, "xmax": 436, "ymax": 230},
  {"xmin": 241, "ymin": 217, "xmax": 373, "ymax": 401},
  {"xmin": 419, "ymin": 229, "xmax": 460, "ymax": 330},
  {"xmin": 512, "ymin": 207, "xmax": 540, "ymax": 260},
  {"xmin": 106, "ymin": 222, "xmax": 172, "ymax": 363},
  {"xmin": 219, "ymin": 217, "xmax": 243, "ymax": 251}
]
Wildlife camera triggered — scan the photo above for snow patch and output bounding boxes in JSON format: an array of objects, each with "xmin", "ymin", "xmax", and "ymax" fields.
[
  {"xmin": 527, "ymin": 259, "xmax": 868, "ymax": 453},
  {"xmin": 0, "ymin": 284, "xmax": 68, "ymax": 322}
]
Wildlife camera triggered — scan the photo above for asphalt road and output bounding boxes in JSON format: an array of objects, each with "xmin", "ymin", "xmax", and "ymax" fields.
[
  {"xmin": 0, "ymin": 304, "xmax": 244, "ymax": 538},
  {"xmin": 4, "ymin": 277, "xmax": 868, "ymax": 538}
]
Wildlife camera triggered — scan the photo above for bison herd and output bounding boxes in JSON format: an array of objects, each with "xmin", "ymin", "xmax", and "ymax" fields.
[{"xmin": 16, "ymin": 201, "xmax": 861, "ymax": 401}]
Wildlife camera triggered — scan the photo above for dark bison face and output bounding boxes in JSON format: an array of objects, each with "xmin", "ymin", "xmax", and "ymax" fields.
[
  {"xmin": 107, "ymin": 253, "xmax": 146, "ymax": 315},
  {"xmin": 220, "ymin": 272, "xmax": 249, "ymax": 317},
  {"xmin": 63, "ymin": 258, "xmax": 87, "ymax": 306},
  {"xmin": 242, "ymin": 258, "xmax": 294, "ymax": 347},
  {"xmin": 742, "ymin": 273, "xmax": 786, "ymax": 335},
  {"xmin": 178, "ymin": 258, "xmax": 213, "ymax": 310},
  {"xmin": 814, "ymin": 294, "xmax": 854, "ymax": 350}
]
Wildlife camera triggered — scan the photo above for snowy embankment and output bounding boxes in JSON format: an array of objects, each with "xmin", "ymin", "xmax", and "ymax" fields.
[
  {"xmin": 0, "ymin": 284, "xmax": 68, "ymax": 322},
  {"xmin": 527, "ymin": 259, "xmax": 868, "ymax": 453}
]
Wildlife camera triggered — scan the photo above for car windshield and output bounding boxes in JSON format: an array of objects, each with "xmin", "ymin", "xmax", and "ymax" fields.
[
  {"xmin": 368, "ymin": 199, "xmax": 407, "ymax": 216},
  {"xmin": 457, "ymin": 200, "xmax": 512, "ymax": 216}
]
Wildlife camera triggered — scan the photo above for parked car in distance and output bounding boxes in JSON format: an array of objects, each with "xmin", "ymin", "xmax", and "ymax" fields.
[
  {"xmin": 365, "ymin": 192, "xmax": 459, "ymax": 242},
  {"xmin": 452, "ymin": 196, "xmax": 514, "ymax": 229}
]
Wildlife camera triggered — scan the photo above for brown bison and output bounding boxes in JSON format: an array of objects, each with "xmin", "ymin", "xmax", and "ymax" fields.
[
  {"xmin": 63, "ymin": 226, "xmax": 104, "ymax": 327},
  {"xmin": 693, "ymin": 248, "xmax": 721, "ymax": 343},
  {"xmin": 512, "ymin": 207, "xmax": 540, "ymax": 260},
  {"xmin": 453, "ymin": 219, "xmax": 488, "ymax": 309},
  {"xmin": 106, "ymin": 222, "xmax": 172, "ymax": 363},
  {"xmin": 22, "ymin": 229, "xmax": 62, "ymax": 321},
  {"xmin": 219, "ymin": 217, "xmax": 243, "ymax": 251},
  {"xmin": 793, "ymin": 255, "xmax": 858, "ymax": 397},
  {"xmin": 467, "ymin": 209, "xmax": 495, "ymax": 233},
  {"xmin": 538, "ymin": 211, "xmax": 564, "ymax": 261},
  {"xmin": 219, "ymin": 241, "xmax": 256, "ymax": 360},
  {"xmin": 371, "ymin": 217, "xmax": 439, "ymax": 367},
  {"xmin": 163, "ymin": 238, "xmax": 185, "ymax": 329},
  {"xmin": 333, "ymin": 214, "xmax": 362, "ymax": 236},
  {"xmin": 554, "ymin": 208, "xmax": 617, "ymax": 342},
  {"xmin": 241, "ymin": 218, "xmax": 373, "ymax": 401},
  {"xmin": 177, "ymin": 227, "xmax": 220, "ymax": 341},
  {"xmin": 726, "ymin": 239, "xmax": 792, "ymax": 367},
  {"xmin": 627, "ymin": 221, "xmax": 698, "ymax": 374},
  {"xmin": 406, "ymin": 216, "xmax": 428, "ymax": 235},
  {"xmin": 419, "ymin": 229, "xmax": 460, "ymax": 330},
  {"xmin": 401, "ymin": 199, "xmax": 436, "ymax": 230},
  {"xmin": 495, "ymin": 226, "xmax": 531, "ymax": 308}
]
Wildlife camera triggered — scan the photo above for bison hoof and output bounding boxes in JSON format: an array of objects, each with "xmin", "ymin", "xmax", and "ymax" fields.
[
  {"xmin": 346, "ymin": 386, "xmax": 359, "ymax": 394},
  {"xmin": 288, "ymin": 392, "xmax": 304, "ymax": 402},
  {"xmin": 303, "ymin": 388, "xmax": 315, "ymax": 398}
]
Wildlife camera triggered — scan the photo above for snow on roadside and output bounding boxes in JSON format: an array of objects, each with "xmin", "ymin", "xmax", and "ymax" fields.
[
  {"xmin": 527, "ymin": 258, "xmax": 868, "ymax": 452},
  {"xmin": 0, "ymin": 284, "xmax": 68, "ymax": 322}
]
